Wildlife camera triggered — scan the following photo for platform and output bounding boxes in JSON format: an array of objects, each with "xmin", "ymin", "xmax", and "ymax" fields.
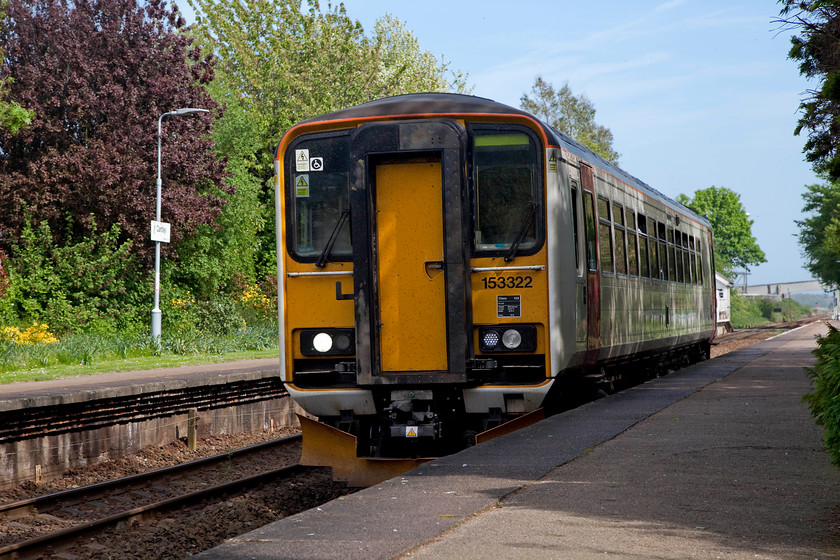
[
  {"xmin": 196, "ymin": 322, "xmax": 840, "ymax": 560},
  {"xmin": 0, "ymin": 358, "xmax": 295, "ymax": 488}
]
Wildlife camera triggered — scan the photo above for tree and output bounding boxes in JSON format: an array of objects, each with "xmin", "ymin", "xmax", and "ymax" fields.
[
  {"xmin": 0, "ymin": 0, "xmax": 33, "ymax": 135},
  {"xmin": 796, "ymin": 180, "xmax": 840, "ymax": 287},
  {"xmin": 186, "ymin": 0, "xmax": 470, "ymax": 280},
  {"xmin": 0, "ymin": 0, "xmax": 229, "ymax": 264},
  {"xmin": 778, "ymin": 1, "xmax": 840, "ymax": 180},
  {"xmin": 520, "ymin": 76, "xmax": 619, "ymax": 164},
  {"xmin": 677, "ymin": 186, "xmax": 766, "ymax": 279}
]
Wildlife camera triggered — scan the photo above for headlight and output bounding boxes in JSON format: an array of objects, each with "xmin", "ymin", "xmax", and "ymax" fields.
[
  {"xmin": 478, "ymin": 325, "xmax": 537, "ymax": 353},
  {"xmin": 312, "ymin": 332, "xmax": 333, "ymax": 352},
  {"xmin": 502, "ymin": 329, "xmax": 522, "ymax": 349},
  {"xmin": 300, "ymin": 328, "xmax": 355, "ymax": 356}
]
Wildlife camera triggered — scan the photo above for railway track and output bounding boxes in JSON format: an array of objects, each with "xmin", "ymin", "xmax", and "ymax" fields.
[{"xmin": 0, "ymin": 434, "xmax": 313, "ymax": 560}]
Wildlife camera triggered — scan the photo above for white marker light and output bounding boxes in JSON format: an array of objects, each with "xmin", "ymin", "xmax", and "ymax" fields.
[{"xmin": 313, "ymin": 332, "xmax": 333, "ymax": 352}]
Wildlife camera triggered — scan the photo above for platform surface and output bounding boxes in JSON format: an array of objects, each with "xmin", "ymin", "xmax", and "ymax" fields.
[{"xmin": 196, "ymin": 321, "xmax": 840, "ymax": 560}]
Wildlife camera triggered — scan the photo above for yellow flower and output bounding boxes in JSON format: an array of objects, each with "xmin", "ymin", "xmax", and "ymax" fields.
[{"xmin": 1, "ymin": 323, "xmax": 58, "ymax": 345}]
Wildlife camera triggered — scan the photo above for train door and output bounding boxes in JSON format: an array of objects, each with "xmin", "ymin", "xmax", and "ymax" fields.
[
  {"xmin": 571, "ymin": 177, "xmax": 587, "ymax": 345},
  {"xmin": 349, "ymin": 120, "xmax": 471, "ymax": 385},
  {"xmin": 374, "ymin": 161, "xmax": 448, "ymax": 372},
  {"xmin": 580, "ymin": 163, "xmax": 601, "ymax": 361}
]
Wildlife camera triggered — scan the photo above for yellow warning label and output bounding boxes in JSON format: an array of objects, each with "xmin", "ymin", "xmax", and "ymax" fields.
[
  {"xmin": 406, "ymin": 427, "xmax": 418, "ymax": 438},
  {"xmin": 549, "ymin": 152, "xmax": 557, "ymax": 171},
  {"xmin": 295, "ymin": 174, "xmax": 309, "ymax": 197}
]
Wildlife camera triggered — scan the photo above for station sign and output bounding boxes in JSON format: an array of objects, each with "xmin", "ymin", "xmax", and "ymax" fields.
[{"xmin": 151, "ymin": 220, "xmax": 171, "ymax": 243}]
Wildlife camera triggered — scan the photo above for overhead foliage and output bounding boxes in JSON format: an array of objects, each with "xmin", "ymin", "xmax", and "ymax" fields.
[
  {"xmin": 0, "ymin": 0, "xmax": 229, "ymax": 263},
  {"xmin": 0, "ymin": 0, "xmax": 33, "ymax": 135},
  {"xmin": 677, "ymin": 186, "xmax": 766, "ymax": 279},
  {"xmin": 188, "ymin": 0, "xmax": 469, "ymax": 173},
  {"xmin": 778, "ymin": 0, "xmax": 840, "ymax": 180},
  {"xmin": 796, "ymin": 180, "xmax": 840, "ymax": 287},
  {"xmin": 520, "ymin": 76, "xmax": 620, "ymax": 164},
  {"xmin": 186, "ymin": 0, "xmax": 470, "ymax": 280}
]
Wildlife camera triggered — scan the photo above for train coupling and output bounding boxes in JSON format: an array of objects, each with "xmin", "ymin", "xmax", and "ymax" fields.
[{"xmin": 386, "ymin": 390, "xmax": 441, "ymax": 439}]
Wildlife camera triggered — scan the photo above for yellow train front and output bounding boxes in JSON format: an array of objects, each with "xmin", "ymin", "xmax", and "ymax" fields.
[{"xmin": 275, "ymin": 93, "xmax": 716, "ymax": 469}]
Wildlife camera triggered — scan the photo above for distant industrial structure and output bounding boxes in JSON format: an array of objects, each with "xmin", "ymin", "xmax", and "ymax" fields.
[
  {"xmin": 740, "ymin": 279, "xmax": 828, "ymax": 298},
  {"xmin": 734, "ymin": 277, "xmax": 838, "ymax": 320}
]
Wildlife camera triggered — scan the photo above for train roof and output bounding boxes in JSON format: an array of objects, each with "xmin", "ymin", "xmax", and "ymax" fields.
[{"xmin": 299, "ymin": 93, "xmax": 710, "ymax": 230}]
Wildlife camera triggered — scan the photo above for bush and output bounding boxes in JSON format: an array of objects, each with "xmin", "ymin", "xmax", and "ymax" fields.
[
  {"xmin": 4, "ymin": 215, "xmax": 145, "ymax": 334},
  {"xmin": 805, "ymin": 324, "xmax": 840, "ymax": 467}
]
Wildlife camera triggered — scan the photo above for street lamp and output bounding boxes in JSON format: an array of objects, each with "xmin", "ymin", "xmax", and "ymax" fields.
[{"xmin": 151, "ymin": 108, "xmax": 209, "ymax": 345}]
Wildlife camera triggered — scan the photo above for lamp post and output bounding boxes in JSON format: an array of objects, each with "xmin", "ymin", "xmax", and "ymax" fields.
[{"xmin": 151, "ymin": 108, "xmax": 209, "ymax": 345}]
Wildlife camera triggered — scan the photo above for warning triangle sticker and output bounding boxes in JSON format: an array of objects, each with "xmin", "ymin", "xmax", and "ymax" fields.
[
  {"xmin": 406, "ymin": 427, "xmax": 417, "ymax": 437},
  {"xmin": 296, "ymin": 176, "xmax": 308, "ymax": 187}
]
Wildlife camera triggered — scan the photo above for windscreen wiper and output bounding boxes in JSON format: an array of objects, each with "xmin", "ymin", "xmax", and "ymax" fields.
[
  {"xmin": 316, "ymin": 208, "xmax": 350, "ymax": 268},
  {"xmin": 504, "ymin": 202, "xmax": 536, "ymax": 262}
]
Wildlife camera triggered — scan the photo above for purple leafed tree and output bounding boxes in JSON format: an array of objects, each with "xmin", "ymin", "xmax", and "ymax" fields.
[{"xmin": 0, "ymin": 0, "xmax": 229, "ymax": 263}]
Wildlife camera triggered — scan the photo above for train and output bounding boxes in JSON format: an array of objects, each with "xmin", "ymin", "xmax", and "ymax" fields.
[{"xmin": 274, "ymin": 93, "xmax": 716, "ymax": 473}]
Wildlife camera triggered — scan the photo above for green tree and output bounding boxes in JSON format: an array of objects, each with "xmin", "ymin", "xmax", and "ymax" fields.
[
  {"xmin": 778, "ymin": 1, "xmax": 840, "ymax": 180},
  {"xmin": 796, "ymin": 180, "xmax": 840, "ymax": 287},
  {"xmin": 520, "ymin": 76, "xmax": 619, "ymax": 164},
  {"xmin": 677, "ymin": 186, "xmax": 766, "ymax": 279},
  {"xmin": 186, "ymin": 0, "xmax": 469, "ymax": 281}
]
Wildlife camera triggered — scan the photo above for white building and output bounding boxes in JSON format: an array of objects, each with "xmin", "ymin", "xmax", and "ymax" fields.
[{"xmin": 715, "ymin": 272, "xmax": 732, "ymax": 334}]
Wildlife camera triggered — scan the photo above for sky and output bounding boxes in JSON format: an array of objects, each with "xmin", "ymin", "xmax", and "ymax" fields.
[{"xmin": 179, "ymin": 0, "xmax": 818, "ymax": 286}]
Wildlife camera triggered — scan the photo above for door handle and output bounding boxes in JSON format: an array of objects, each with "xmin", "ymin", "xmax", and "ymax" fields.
[{"xmin": 424, "ymin": 261, "xmax": 444, "ymax": 279}]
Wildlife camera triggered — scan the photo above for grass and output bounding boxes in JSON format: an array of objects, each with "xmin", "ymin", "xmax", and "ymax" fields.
[{"xmin": 0, "ymin": 328, "xmax": 280, "ymax": 384}]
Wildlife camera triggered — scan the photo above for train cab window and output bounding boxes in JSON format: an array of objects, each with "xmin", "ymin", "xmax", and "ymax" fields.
[
  {"xmin": 638, "ymin": 213, "xmax": 650, "ymax": 278},
  {"xmin": 472, "ymin": 128, "xmax": 541, "ymax": 255},
  {"xmin": 612, "ymin": 203, "xmax": 627, "ymax": 275},
  {"xmin": 627, "ymin": 211, "xmax": 639, "ymax": 276},
  {"xmin": 286, "ymin": 133, "xmax": 352, "ymax": 262},
  {"xmin": 597, "ymin": 197, "xmax": 613, "ymax": 273}
]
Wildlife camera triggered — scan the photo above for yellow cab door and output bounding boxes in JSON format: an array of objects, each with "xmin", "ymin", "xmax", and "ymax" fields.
[
  {"xmin": 375, "ymin": 161, "xmax": 448, "ymax": 372},
  {"xmin": 349, "ymin": 121, "xmax": 470, "ymax": 384}
]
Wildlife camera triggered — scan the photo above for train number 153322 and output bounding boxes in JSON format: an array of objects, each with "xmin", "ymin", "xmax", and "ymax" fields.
[{"xmin": 480, "ymin": 276, "xmax": 533, "ymax": 289}]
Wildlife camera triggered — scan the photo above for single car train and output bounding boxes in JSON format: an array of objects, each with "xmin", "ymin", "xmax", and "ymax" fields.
[{"xmin": 274, "ymin": 93, "xmax": 716, "ymax": 461}]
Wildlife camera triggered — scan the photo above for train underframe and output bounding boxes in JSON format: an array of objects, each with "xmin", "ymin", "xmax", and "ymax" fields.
[{"xmin": 305, "ymin": 339, "xmax": 711, "ymax": 462}]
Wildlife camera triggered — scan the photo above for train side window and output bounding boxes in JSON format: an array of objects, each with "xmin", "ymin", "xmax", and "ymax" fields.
[
  {"xmin": 683, "ymin": 232, "xmax": 692, "ymax": 284},
  {"xmin": 638, "ymin": 213, "xmax": 650, "ymax": 278},
  {"xmin": 657, "ymin": 221, "xmax": 668, "ymax": 281},
  {"xmin": 571, "ymin": 183, "xmax": 581, "ymax": 272},
  {"xmin": 627, "ymin": 211, "xmax": 639, "ymax": 276},
  {"xmin": 612, "ymin": 203, "xmax": 627, "ymax": 275},
  {"xmin": 690, "ymin": 236, "xmax": 698, "ymax": 284},
  {"xmin": 472, "ymin": 128, "xmax": 541, "ymax": 254},
  {"xmin": 583, "ymin": 191, "xmax": 597, "ymax": 272},
  {"xmin": 648, "ymin": 217, "xmax": 659, "ymax": 280},
  {"xmin": 674, "ymin": 230, "xmax": 684, "ymax": 283},
  {"xmin": 597, "ymin": 197, "xmax": 613, "ymax": 273},
  {"xmin": 665, "ymin": 228, "xmax": 675, "ymax": 282}
]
